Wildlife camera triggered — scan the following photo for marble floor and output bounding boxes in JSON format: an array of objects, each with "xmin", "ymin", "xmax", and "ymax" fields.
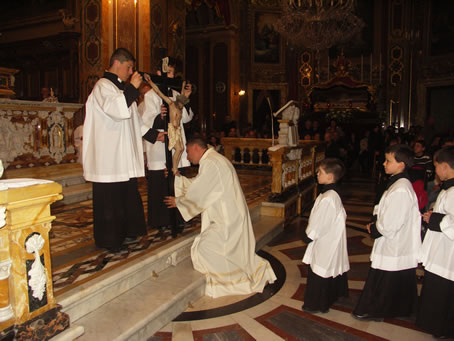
[
  {"xmin": 49, "ymin": 169, "xmax": 438, "ymax": 341},
  {"xmin": 150, "ymin": 173, "xmax": 436, "ymax": 341}
]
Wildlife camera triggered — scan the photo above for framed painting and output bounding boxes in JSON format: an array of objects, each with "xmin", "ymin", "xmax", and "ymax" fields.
[{"xmin": 252, "ymin": 11, "xmax": 283, "ymax": 65}]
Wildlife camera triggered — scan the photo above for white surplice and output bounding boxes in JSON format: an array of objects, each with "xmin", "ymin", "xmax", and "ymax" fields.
[
  {"xmin": 83, "ymin": 78, "xmax": 149, "ymax": 182},
  {"xmin": 174, "ymin": 148, "xmax": 277, "ymax": 298},
  {"xmin": 138, "ymin": 88, "xmax": 193, "ymax": 171},
  {"xmin": 302, "ymin": 189, "xmax": 349, "ymax": 278},
  {"xmin": 419, "ymin": 184, "xmax": 454, "ymax": 281},
  {"xmin": 371, "ymin": 178, "xmax": 421, "ymax": 271}
]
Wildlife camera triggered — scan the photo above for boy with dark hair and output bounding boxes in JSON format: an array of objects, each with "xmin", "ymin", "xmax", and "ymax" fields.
[
  {"xmin": 353, "ymin": 144, "xmax": 421, "ymax": 320},
  {"xmin": 302, "ymin": 158, "xmax": 349, "ymax": 313},
  {"xmin": 417, "ymin": 146, "xmax": 454, "ymax": 338},
  {"xmin": 83, "ymin": 48, "xmax": 166, "ymax": 252}
]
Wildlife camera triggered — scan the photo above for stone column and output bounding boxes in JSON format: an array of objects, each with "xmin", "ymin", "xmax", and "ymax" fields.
[{"xmin": 277, "ymin": 120, "xmax": 290, "ymax": 146}]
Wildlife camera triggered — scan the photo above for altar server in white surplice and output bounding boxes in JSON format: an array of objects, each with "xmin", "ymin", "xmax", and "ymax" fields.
[
  {"xmin": 302, "ymin": 158, "xmax": 349, "ymax": 314},
  {"xmin": 83, "ymin": 48, "xmax": 166, "ymax": 252},
  {"xmin": 164, "ymin": 137, "xmax": 277, "ymax": 298}
]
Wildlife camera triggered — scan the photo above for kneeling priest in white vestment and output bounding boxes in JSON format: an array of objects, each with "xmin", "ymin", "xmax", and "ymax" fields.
[{"xmin": 164, "ymin": 137, "xmax": 277, "ymax": 298}]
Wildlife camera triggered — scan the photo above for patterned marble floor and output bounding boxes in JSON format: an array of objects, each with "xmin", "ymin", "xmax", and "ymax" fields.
[
  {"xmin": 150, "ymin": 173, "xmax": 435, "ymax": 341},
  {"xmin": 50, "ymin": 168, "xmax": 272, "ymax": 296}
]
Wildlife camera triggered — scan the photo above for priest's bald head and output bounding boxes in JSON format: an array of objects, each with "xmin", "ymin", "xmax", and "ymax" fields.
[{"xmin": 186, "ymin": 137, "xmax": 208, "ymax": 165}]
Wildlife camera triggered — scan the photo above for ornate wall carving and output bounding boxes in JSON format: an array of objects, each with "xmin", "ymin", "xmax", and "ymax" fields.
[{"xmin": 0, "ymin": 99, "xmax": 83, "ymax": 170}]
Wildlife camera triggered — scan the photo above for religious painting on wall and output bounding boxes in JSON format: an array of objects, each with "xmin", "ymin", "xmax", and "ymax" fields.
[
  {"xmin": 430, "ymin": 1, "xmax": 454, "ymax": 56},
  {"xmin": 252, "ymin": 11, "xmax": 282, "ymax": 65}
]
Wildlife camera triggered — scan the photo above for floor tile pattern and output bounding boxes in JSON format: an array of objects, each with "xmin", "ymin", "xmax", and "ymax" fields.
[{"xmin": 153, "ymin": 172, "xmax": 433, "ymax": 341}]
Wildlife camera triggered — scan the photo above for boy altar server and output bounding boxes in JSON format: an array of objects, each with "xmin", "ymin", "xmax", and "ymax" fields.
[
  {"xmin": 302, "ymin": 158, "xmax": 350, "ymax": 313},
  {"xmin": 83, "ymin": 48, "xmax": 166, "ymax": 252},
  {"xmin": 353, "ymin": 144, "xmax": 421, "ymax": 320},
  {"xmin": 417, "ymin": 146, "xmax": 454, "ymax": 338}
]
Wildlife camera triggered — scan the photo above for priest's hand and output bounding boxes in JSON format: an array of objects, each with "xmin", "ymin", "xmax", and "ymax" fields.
[
  {"xmin": 366, "ymin": 223, "xmax": 371, "ymax": 234},
  {"xmin": 164, "ymin": 196, "xmax": 176, "ymax": 208},
  {"xmin": 157, "ymin": 131, "xmax": 167, "ymax": 142},
  {"xmin": 130, "ymin": 71, "xmax": 142, "ymax": 89},
  {"xmin": 163, "ymin": 167, "xmax": 179, "ymax": 178}
]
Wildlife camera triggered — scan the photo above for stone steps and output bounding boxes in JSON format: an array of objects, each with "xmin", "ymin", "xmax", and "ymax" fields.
[
  {"xmin": 4, "ymin": 163, "xmax": 91, "ymax": 205},
  {"xmin": 52, "ymin": 206, "xmax": 284, "ymax": 340}
]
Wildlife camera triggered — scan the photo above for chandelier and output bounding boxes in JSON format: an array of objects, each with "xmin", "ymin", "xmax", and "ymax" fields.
[{"xmin": 275, "ymin": 0, "xmax": 365, "ymax": 51}]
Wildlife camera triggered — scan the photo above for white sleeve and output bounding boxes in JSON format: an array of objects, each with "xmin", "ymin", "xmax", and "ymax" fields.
[
  {"xmin": 306, "ymin": 196, "xmax": 337, "ymax": 241},
  {"xmin": 440, "ymin": 190, "xmax": 454, "ymax": 240},
  {"xmin": 376, "ymin": 191, "xmax": 411, "ymax": 239},
  {"xmin": 93, "ymin": 80, "xmax": 130, "ymax": 121}
]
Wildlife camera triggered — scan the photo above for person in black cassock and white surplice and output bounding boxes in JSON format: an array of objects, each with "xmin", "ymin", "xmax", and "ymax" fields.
[{"xmin": 83, "ymin": 48, "xmax": 166, "ymax": 253}]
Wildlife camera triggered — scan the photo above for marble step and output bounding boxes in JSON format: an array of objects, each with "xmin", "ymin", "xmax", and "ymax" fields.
[
  {"xmin": 53, "ymin": 206, "xmax": 284, "ymax": 340},
  {"xmin": 72, "ymin": 258, "xmax": 205, "ymax": 341},
  {"xmin": 4, "ymin": 163, "xmax": 84, "ymax": 185},
  {"xmin": 57, "ymin": 231, "xmax": 198, "ymax": 323},
  {"xmin": 59, "ymin": 182, "xmax": 92, "ymax": 206},
  {"xmin": 4, "ymin": 163, "xmax": 92, "ymax": 205}
]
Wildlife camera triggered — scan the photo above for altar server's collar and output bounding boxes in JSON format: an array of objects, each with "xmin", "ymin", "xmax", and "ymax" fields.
[
  {"xmin": 385, "ymin": 171, "xmax": 409, "ymax": 191},
  {"xmin": 441, "ymin": 178, "xmax": 454, "ymax": 190},
  {"xmin": 103, "ymin": 71, "xmax": 125, "ymax": 90},
  {"xmin": 320, "ymin": 183, "xmax": 341, "ymax": 196}
]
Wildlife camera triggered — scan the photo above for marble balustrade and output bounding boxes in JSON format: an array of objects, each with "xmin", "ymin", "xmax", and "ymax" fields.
[
  {"xmin": 221, "ymin": 137, "xmax": 273, "ymax": 166},
  {"xmin": 221, "ymin": 138, "xmax": 325, "ymax": 194},
  {"xmin": 0, "ymin": 99, "xmax": 84, "ymax": 170}
]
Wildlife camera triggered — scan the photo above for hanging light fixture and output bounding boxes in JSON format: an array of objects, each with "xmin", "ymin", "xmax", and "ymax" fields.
[{"xmin": 275, "ymin": 0, "xmax": 364, "ymax": 51}]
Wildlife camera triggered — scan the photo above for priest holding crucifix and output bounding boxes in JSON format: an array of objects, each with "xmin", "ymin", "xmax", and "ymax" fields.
[{"xmin": 138, "ymin": 57, "xmax": 194, "ymax": 238}]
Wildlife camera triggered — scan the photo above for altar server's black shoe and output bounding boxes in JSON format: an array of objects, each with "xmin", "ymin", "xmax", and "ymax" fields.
[{"xmin": 351, "ymin": 312, "xmax": 383, "ymax": 322}]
